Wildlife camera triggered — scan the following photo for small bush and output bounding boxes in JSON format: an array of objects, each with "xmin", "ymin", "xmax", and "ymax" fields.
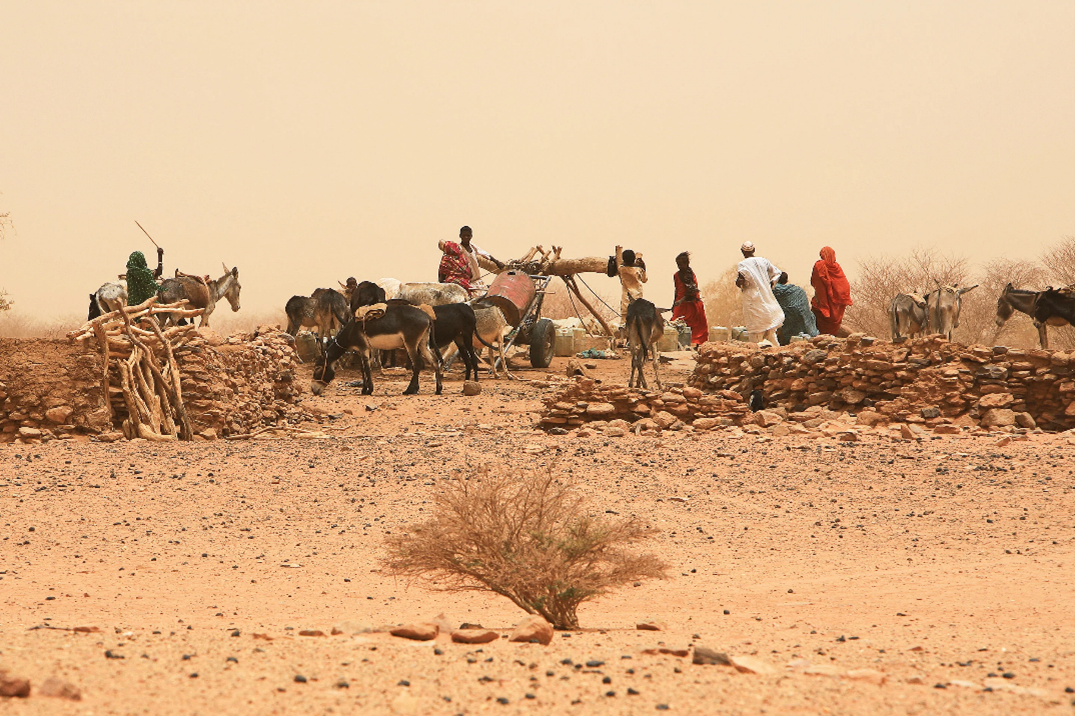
[{"xmin": 382, "ymin": 466, "xmax": 668, "ymax": 629}]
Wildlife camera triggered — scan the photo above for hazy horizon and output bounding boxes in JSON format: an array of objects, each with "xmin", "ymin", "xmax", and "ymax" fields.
[{"xmin": 2, "ymin": 1, "xmax": 1073, "ymax": 322}]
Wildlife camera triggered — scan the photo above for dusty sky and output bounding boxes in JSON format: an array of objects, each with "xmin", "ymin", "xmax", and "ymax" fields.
[{"xmin": 2, "ymin": 1, "xmax": 1073, "ymax": 321}]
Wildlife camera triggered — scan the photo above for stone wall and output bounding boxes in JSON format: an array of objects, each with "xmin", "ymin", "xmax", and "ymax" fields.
[
  {"xmin": 688, "ymin": 333, "xmax": 1075, "ymax": 432},
  {"xmin": 540, "ymin": 379, "xmax": 749, "ymax": 434},
  {"xmin": 0, "ymin": 328, "xmax": 309, "ymax": 444},
  {"xmin": 539, "ymin": 333, "xmax": 1075, "ymax": 435},
  {"xmin": 0, "ymin": 339, "xmax": 110, "ymax": 442}
]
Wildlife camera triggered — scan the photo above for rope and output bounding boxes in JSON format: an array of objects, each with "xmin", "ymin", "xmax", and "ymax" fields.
[
  {"xmin": 563, "ymin": 278, "xmax": 597, "ymax": 336},
  {"xmin": 577, "ymin": 274, "xmax": 621, "ymax": 317}
]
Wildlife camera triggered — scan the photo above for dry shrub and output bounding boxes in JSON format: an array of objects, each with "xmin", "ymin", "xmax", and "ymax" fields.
[
  {"xmin": 0, "ymin": 310, "xmax": 83, "ymax": 339},
  {"xmin": 206, "ymin": 309, "xmax": 288, "ymax": 335},
  {"xmin": 0, "ymin": 289, "xmax": 11, "ymax": 314},
  {"xmin": 1041, "ymin": 236, "xmax": 1075, "ymax": 286},
  {"xmin": 702, "ymin": 267, "xmax": 744, "ymax": 336},
  {"xmin": 382, "ymin": 466, "xmax": 668, "ymax": 630}
]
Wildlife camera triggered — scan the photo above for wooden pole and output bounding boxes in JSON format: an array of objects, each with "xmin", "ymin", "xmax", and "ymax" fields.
[{"xmin": 562, "ymin": 275, "xmax": 615, "ymax": 338}]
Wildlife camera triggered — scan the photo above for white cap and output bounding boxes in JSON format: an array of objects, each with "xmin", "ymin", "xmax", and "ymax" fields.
[{"xmin": 741, "ymin": 241, "xmax": 755, "ymax": 252}]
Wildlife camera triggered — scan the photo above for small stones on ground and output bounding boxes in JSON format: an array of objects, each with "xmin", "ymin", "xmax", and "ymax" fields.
[
  {"xmin": 335, "ymin": 680, "xmax": 349, "ymax": 689},
  {"xmin": 298, "ymin": 629, "xmax": 326, "ymax": 637},
  {"xmin": 294, "ymin": 674, "xmax": 307, "ymax": 683},
  {"xmin": 508, "ymin": 616, "xmax": 553, "ymax": 646},
  {"xmin": 104, "ymin": 650, "xmax": 125, "ymax": 659},
  {"xmin": 636, "ymin": 620, "xmax": 666, "ymax": 631},
  {"xmin": 462, "ymin": 381, "xmax": 481, "ymax": 396}
]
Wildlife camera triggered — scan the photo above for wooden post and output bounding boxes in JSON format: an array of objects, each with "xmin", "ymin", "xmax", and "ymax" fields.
[{"xmin": 562, "ymin": 276, "xmax": 615, "ymax": 338}]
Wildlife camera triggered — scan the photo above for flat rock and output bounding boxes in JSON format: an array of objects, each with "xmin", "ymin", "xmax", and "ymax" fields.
[
  {"xmin": 692, "ymin": 646, "xmax": 731, "ymax": 666},
  {"xmin": 635, "ymin": 620, "xmax": 666, "ymax": 631},
  {"xmin": 508, "ymin": 616, "xmax": 553, "ymax": 645},
  {"xmin": 0, "ymin": 673, "xmax": 30, "ymax": 698},
  {"xmin": 451, "ymin": 629, "xmax": 499, "ymax": 644},
  {"xmin": 730, "ymin": 655, "xmax": 775, "ymax": 675},
  {"xmin": 38, "ymin": 676, "xmax": 81, "ymax": 700},
  {"xmin": 390, "ymin": 623, "xmax": 439, "ymax": 641},
  {"xmin": 844, "ymin": 668, "xmax": 886, "ymax": 685}
]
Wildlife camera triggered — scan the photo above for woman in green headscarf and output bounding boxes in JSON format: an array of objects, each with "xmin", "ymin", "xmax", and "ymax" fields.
[{"xmin": 125, "ymin": 248, "xmax": 164, "ymax": 306}]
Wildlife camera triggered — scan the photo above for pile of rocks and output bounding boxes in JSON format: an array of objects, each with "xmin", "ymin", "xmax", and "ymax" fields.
[
  {"xmin": 172, "ymin": 327, "xmax": 309, "ymax": 439},
  {"xmin": 689, "ymin": 333, "xmax": 1075, "ymax": 432},
  {"xmin": 539, "ymin": 377, "xmax": 750, "ymax": 433}
]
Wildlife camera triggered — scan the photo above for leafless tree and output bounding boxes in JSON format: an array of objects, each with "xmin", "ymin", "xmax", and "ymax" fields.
[{"xmin": 701, "ymin": 267, "xmax": 744, "ymax": 337}]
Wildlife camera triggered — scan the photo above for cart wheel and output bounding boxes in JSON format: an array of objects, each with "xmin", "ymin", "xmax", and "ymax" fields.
[{"xmin": 529, "ymin": 318, "xmax": 556, "ymax": 368}]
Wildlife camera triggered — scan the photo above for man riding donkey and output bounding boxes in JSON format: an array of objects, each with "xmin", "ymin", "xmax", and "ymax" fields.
[{"xmin": 438, "ymin": 225, "xmax": 505, "ymax": 297}]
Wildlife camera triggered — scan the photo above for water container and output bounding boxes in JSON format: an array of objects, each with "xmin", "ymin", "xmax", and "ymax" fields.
[
  {"xmin": 658, "ymin": 325, "xmax": 680, "ymax": 352},
  {"xmin": 554, "ymin": 328, "xmax": 576, "ymax": 356},
  {"xmin": 295, "ymin": 332, "xmax": 320, "ymax": 362}
]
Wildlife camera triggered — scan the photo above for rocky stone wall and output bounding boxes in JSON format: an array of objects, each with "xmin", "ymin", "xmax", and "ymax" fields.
[
  {"xmin": 0, "ymin": 328, "xmax": 309, "ymax": 444},
  {"xmin": 540, "ymin": 379, "xmax": 749, "ymax": 434},
  {"xmin": 540, "ymin": 334, "xmax": 1075, "ymax": 436},
  {"xmin": 688, "ymin": 333, "xmax": 1075, "ymax": 432},
  {"xmin": 0, "ymin": 339, "xmax": 110, "ymax": 443}
]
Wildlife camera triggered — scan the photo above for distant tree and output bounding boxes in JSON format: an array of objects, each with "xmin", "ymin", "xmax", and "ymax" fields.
[
  {"xmin": 701, "ymin": 267, "xmax": 744, "ymax": 337},
  {"xmin": 1041, "ymin": 236, "xmax": 1075, "ymax": 286},
  {"xmin": 0, "ymin": 192, "xmax": 10, "ymax": 312}
]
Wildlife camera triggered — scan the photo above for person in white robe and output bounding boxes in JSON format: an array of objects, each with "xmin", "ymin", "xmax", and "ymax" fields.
[{"xmin": 736, "ymin": 241, "xmax": 784, "ymax": 345}]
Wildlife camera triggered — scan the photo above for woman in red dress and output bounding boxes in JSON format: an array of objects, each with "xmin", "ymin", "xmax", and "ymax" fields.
[
  {"xmin": 810, "ymin": 246, "xmax": 853, "ymax": 335},
  {"xmin": 671, "ymin": 252, "xmax": 709, "ymax": 346}
]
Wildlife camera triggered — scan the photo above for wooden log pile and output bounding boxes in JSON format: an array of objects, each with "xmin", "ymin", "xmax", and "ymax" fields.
[
  {"xmin": 689, "ymin": 333, "xmax": 1075, "ymax": 432},
  {"xmin": 69, "ymin": 297, "xmax": 203, "ymax": 441},
  {"xmin": 539, "ymin": 378, "xmax": 749, "ymax": 432}
]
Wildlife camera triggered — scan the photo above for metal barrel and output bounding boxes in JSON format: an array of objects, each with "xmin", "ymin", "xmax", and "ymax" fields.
[{"xmin": 483, "ymin": 271, "xmax": 537, "ymax": 327}]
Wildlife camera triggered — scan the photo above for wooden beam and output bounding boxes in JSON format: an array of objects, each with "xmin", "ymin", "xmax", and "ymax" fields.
[{"xmin": 562, "ymin": 275, "xmax": 615, "ymax": 338}]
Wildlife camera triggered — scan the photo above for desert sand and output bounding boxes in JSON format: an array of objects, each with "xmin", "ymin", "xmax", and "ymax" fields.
[{"xmin": 1, "ymin": 356, "xmax": 1073, "ymax": 715}]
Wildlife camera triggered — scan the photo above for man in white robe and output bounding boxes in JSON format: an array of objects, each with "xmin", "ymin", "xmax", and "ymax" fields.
[{"xmin": 736, "ymin": 241, "xmax": 784, "ymax": 345}]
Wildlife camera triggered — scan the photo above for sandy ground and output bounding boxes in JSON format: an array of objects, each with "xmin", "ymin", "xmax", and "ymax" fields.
[{"xmin": 2, "ymin": 354, "xmax": 1074, "ymax": 715}]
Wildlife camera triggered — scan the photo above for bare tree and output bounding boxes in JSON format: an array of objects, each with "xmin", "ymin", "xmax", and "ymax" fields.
[
  {"xmin": 701, "ymin": 267, "xmax": 744, "ymax": 337},
  {"xmin": 844, "ymin": 248, "xmax": 973, "ymax": 339},
  {"xmin": 1041, "ymin": 236, "xmax": 1075, "ymax": 286}
]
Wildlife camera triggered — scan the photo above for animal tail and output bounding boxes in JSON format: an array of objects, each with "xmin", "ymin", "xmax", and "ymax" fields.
[{"xmin": 475, "ymin": 332, "xmax": 496, "ymax": 350}]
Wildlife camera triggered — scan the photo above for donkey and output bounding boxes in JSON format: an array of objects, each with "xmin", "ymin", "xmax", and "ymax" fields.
[
  {"xmin": 285, "ymin": 288, "xmax": 350, "ymax": 354},
  {"xmin": 995, "ymin": 283, "xmax": 1074, "ymax": 349},
  {"xmin": 626, "ymin": 298, "xmax": 664, "ymax": 390},
  {"xmin": 311, "ymin": 281, "xmax": 442, "ymax": 396},
  {"xmin": 926, "ymin": 283, "xmax": 978, "ymax": 341},
  {"xmin": 87, "ymin": 281, "xmax": 128, "ymax": 320},
  {"xmin": 157, "ymin": 264, "xmax": 241, "ymax": 328},
  {"xmin": 889, "ymin": 293, "xmax": 928, "ymax": 343}
]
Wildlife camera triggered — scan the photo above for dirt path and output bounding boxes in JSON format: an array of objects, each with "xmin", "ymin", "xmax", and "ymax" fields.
[{"xmin": 1, "ymin": 356, "xmax": 1073, "ymax": 714}]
